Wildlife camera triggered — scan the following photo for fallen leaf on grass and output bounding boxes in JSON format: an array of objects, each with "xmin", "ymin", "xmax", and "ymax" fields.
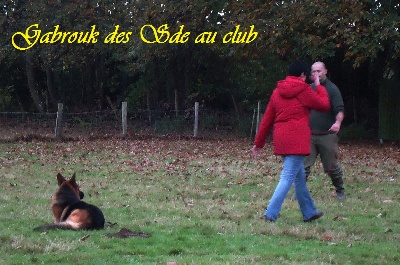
[
  {"xmin": 79, "ymin": 234, "xmax": 90, "ymax": 242},
  {"xmin": 376, "ymin": 212, "xmax": 387, "ymax": 218},
  {"xmin": 321, "ymin": 234, "xmax": 333, "ymax": 241},
  {"xmin": 185, "ymin": 201, "xmax": 194, "ymax": 207},
  {"xmin": 105, "ymin": 221, "xmax": 118, "ymax": 228},
  {"xmin": 333, "ymin": 216, "xmax": 348, "ymax": 221},
  {"xmin": 105, "ymin": 228, "xmax": 151, "ymax": 238}
]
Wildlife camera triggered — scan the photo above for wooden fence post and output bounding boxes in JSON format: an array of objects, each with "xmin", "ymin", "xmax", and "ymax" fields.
[
  {"xmin": 122, "ymin": 101, "xmax": 127, "ymax": 135},
  {"xmin": 194, "ymin": 102, "xmax": 199, "ymax": 137},
  {"xmin": 55, "ymin": 103, "xmax": 63, "ymax": 140},
  {"xmin": 250, "ymin": 108, "xmax": 256, "ymax": 141}
]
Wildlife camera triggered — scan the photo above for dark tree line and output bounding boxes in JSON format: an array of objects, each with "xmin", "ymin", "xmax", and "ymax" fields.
[{"xmin": 1, "ymin": 1, "xmax": 399, "ymax": 139}]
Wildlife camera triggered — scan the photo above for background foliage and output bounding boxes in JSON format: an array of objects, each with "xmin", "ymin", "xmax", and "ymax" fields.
[{"xmin": 1, "ymin": 0, "xmax": 400, "ymax": 138}]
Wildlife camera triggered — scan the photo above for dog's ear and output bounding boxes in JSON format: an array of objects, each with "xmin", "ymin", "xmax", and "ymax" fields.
[
  {"xmin": 70, "ymin": 173, "xmax": 77, "ymax": 183},
  {"xmin": 57, "ymin": 173, "xmax": 66, "ymax": 186}
]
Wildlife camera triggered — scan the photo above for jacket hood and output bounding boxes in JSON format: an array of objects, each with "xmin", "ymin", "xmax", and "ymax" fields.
[{"xmin": 276, "ymin": 76, "xmax": 307, "ymax": 98}]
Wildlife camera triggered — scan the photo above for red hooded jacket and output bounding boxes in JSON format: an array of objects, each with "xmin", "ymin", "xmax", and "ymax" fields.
[{"xmin": 254, "ymin": 76, "xmax": 330, "ymax": 155}]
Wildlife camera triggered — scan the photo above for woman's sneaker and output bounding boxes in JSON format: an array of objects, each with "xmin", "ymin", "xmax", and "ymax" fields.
[
  {"xmin": 304, "ymin": 211, "xmax": 324, "ymax": 222},
  {"xmin": 265, "ymin": 216, "xmax": 275, "ymax": 223}
]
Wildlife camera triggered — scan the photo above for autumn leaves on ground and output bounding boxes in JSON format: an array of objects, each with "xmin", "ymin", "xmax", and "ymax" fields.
[{"xmin": 0, "ymin": 135, "xmax": 399, "ymax": 264}]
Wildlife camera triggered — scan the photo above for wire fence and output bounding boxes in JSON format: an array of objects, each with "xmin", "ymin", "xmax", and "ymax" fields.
[{"xmin": 0, "ymin": 106, "xmax": 258, "ymax": 142}]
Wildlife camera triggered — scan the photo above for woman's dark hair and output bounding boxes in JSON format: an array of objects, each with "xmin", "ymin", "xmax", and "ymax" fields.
[{"xmin": 288, "ymin": 60, "xmax": 310, "ymax": 77}]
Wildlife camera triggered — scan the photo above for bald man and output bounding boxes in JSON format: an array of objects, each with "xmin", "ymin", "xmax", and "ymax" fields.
[{"xmin": 306, "ymin": 61, "xmax": 346, "ymax": 199}]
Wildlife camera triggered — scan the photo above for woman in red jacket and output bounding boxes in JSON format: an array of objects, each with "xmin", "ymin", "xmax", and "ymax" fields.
[{"xmin": 252, "ymin": 61, "xmax": 330, "ymax": 222}]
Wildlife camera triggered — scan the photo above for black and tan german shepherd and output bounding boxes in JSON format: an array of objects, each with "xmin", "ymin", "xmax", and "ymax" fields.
[{"xmin": 34, "ymin": 173, "xmax": 105, "ymax": 231}]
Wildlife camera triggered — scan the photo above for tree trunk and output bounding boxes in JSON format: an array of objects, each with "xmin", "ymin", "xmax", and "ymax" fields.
[
  {"xmin": 25, "ymin": 51, "xmax": 43, "ymax": 112},
  {"xmin": 174, "ymin": 89, "xmax": 179, "ymax": 117},
  {"xmin": 378, "ymin": 57, "xmax": 400, "ymax": 141},
  {"xmin": 184, "ymin": 47, "xmax": 192, "ymax": 105},
  {"xmin": 390, "ymin": 58, "xmax": 400, "ymax": 81},
  {"xmin": 231, "ymin": 94, "xmax": 241, "ymax": 125},
  {"xmin": 147, "ymin": 89, "xmax": 152, "ymax": 125},
  {"xmin": 379, "ymin": 79, "xmax": 400, "ymax": 141},
  {"xmin": 46, "ymin": 63, "xmax": 58, "ymax": 109},
  {"xmin": 95, "ymin": 53, "xmax": 105, "ymax": 110},
  {"xmin": 84, "ymin": 57, "xmax": 93, "ymax": 108}
]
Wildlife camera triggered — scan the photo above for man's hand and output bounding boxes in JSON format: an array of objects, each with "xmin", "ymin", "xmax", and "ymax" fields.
[
  {"xmin": 329, "ymin": 112, "xmax": 344, "ymax": 133},
  {"xmin": 251, "ymin": 145, "xmax": 262, "ymax": 157},
  {"xmin": 312, "ymin": 72, "xmax": 320, "ymax": 86},
  {"xmin": 329, "ymin": 122, "xmax": 341, "ymax": 133}
]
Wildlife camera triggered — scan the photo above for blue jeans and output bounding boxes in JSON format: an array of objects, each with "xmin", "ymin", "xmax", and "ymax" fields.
[{"xmin": 265, "ymin": 155, "xmax": 319, "ymax": 221}]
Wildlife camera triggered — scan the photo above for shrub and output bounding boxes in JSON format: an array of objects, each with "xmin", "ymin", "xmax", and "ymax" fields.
[{"xmin": 340, "ymin": 123, "xmax": 373, "ymax": 140}]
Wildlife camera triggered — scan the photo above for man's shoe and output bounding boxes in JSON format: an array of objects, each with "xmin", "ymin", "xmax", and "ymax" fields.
[
  {"xmin": 304, "ymin": 211, "xmax": 324, "ymax": 222},
  {"xmin": 336, "ymin": 190, "xmax": 346, "ymax": 200}
]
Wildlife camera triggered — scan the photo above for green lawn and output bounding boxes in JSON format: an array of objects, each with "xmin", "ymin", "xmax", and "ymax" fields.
[{"xmin": 0, "ymin": 138, "xmax": 398, "ymax": 264}]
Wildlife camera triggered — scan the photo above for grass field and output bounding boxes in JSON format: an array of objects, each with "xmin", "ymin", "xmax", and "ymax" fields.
[{"xmin": 0, "ymin": 137, "xmax": 399, "ymax": 264}]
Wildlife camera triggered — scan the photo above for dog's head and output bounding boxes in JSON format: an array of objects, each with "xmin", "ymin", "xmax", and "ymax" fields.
[{"xmin": 57, "ymin": 173, "xmax": 84, "ymax": 199}]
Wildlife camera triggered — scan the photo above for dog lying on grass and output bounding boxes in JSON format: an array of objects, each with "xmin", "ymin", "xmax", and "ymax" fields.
[{"xmin": 34, "ymin": 173, "xmax": 105, "ymax": 231}]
